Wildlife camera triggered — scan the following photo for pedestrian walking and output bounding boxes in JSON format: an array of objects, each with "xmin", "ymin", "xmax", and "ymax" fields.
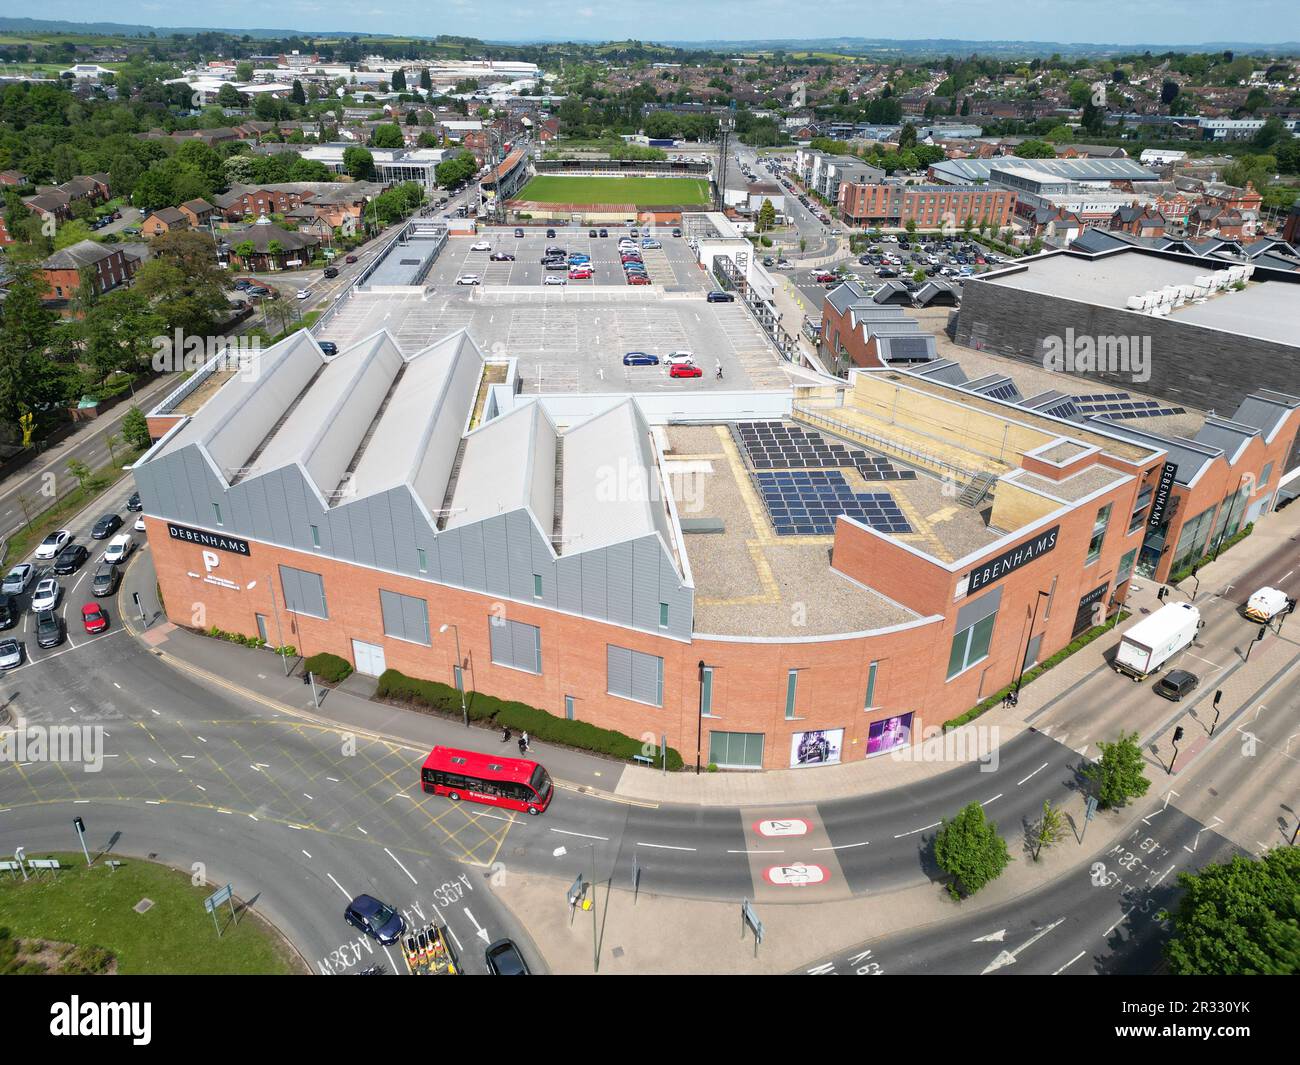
[{"xmin": 521, "ymin": 730, "xmax": 531, "ymax": 752}]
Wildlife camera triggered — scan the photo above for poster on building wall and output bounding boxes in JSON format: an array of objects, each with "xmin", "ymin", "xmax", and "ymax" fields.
[
  {"xmin": 789, "ymin": 728, "xmax": 844, "ymax": 768},
  {"xmin": 866, "ymin": 713, "xmax": 914, "ymax": 757}
]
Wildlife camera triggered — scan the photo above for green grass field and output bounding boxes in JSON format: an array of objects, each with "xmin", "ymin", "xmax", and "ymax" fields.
[
  {"xmin": 0, "ymin": 853, "xmax": 302, "ymax": 974},
  {"xmin": 516, "ymin": 175, "xmax": 710, "ymax": 206}
]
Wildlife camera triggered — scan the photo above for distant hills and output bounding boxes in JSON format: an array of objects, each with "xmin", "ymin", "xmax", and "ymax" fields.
[{"xmin": 1, "ymin": 17, "xmax": 1298, "ymax": 56}]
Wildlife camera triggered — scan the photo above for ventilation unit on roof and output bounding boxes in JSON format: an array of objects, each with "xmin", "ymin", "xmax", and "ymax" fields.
[{"xmin": 1125, "ymin": 294, "xmax": 1144, "ymax": 310}]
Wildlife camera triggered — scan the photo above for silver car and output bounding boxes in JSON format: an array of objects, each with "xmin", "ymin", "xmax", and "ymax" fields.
[
  {"xmin": 0, "ymin": 638, "xmax": 22, "ymax": 671},
  {"xmin": 2, "ymin": 563, "xmax": 34, "ymax": 596}
]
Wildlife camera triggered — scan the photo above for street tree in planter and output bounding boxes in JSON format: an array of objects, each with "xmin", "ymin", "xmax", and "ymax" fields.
[
  {"xmin": 1082, "ymin": 731, "xmax": 1150, "ymax": 810},
  {"xmin": 933, "ymin": 801, "xmax": 1011, "ymax": 899}
]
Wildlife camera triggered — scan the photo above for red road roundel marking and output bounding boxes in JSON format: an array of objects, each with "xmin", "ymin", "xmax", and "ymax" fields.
[
  {"xmin": 753, "ymin": 818, "xmax": 812, "ymax": 838},
  {"xmin": 763, "ymin": 862, "xmax": 829, "ymax": 886}
]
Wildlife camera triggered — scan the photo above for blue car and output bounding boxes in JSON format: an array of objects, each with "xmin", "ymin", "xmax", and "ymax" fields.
[
  {"xmin": 623, "ymin": 351, "xmax": 659, "ymax": 366},
  {"xmin": 568, "ymin": 254, "xmax": 590, "ymax": 264},
  {"xmin": 344, "ymin": 894, "xmax": 406, "ymax": 945},
  {"xmin": 641, "ymin": 239, "xmax": 661, "ymax": 249}
]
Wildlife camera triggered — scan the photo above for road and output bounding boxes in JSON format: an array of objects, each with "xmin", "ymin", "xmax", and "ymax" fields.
[
  {"xmin": 0, "ymin": 374, "xmax": 177, "ymax": 544},
  {"xmin": 0, "ymin": 474, "xmax": 538, "ymax": 974}
]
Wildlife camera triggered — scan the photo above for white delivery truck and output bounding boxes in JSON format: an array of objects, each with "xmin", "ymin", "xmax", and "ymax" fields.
[{"xmin": 1113, "ymin": 602, "xmax": 1201, "ymax": 680}]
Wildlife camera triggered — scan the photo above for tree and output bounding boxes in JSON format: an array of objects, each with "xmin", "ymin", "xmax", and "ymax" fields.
[
  {"xmin": 419, "ymin": 67, "xmax": 431, "ymax": 91},
  {"xmin": 0, "ymin": 262, "xmax": 69, "ymax": 437},
  {"xmin": 133, "ymin": 230, "xmax": 230, "ymax": 338},
  {"xmin": 905, "ymin": 218, "xmax": 917, "ymax": 236},
  {"xmin": 175, "ymin": 140, "xmax": 226, "ymax": 193},
  {"xmin": 235, "ymin": 61, "xmax": 254, "ymax": 82},
  {"xmin": 291, "ymin": 79, "xmax": 306, "ymax": 106},
  {"xmin": 757, "ymin": 198, "xmax": 776, "ymax": 232},
  {"xmin": 933, "ymin": 802, "xmax": 1011, "ymax": 899},
  {"xmin": 1031, "ymin": 800, "xmax": 1067, "ymax": 860},
  {"xmin": 898, "ymin": 122, "xmax": 917, "ymax": 150},
  {"xmin": 342, "ymin": 146, "xmax": 375, "ymax": 180},
  {"xmin": 1166, "ymin": 848, "xmax": 1300, "ymax": 975},
  {"xmin": 66, "ymin": 458, "xmax": 93, "ymax": 490},
  {"xmin": 1160, "ymin": 79, "xmax": 1180, "ymax": 106},
  {"xmin": 1083, "ymin": 731, "xmax": 1150, "ymax": 810},
  {"xmin": 370, "ymin": 124, "xmax": 405, "ymax": 149},
  {"xmin": 391, "ymin": 69, "xmax": 406, "ymax": 92},
  {"xmin": 81, "ymin": 289, "xmax": 165, "ymax": 380},
  {"xmin": 1014, "ymin": 140, "xmax": 1058, "ymax": 159},
  {"xmin": 121, "ymin": 406, "xmax": 151, "ymax": 450},
  {"xmin": 216, "ymin": 83, "xmax": 246, "ymax": 109}
]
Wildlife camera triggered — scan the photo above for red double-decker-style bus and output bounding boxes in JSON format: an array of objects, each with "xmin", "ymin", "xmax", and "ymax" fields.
[{"xmin": 420, "ymin": 746, "xmax": 554, "ymax": 816}]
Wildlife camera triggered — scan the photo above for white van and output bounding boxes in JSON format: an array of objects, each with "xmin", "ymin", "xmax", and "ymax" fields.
[
  {"xmin": 104, "ymin": 533, "xmax": 135, "ymax": 565},
  {"xmin": 1114, "ymin": 602, "xmax": 1201, "ymax": 680},
  {"xmin": 1244, "ymin": 587, "xmax": 1290, "ymax": 622}
]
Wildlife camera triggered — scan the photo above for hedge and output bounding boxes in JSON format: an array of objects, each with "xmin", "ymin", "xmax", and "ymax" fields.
[
  {"xmin": 1169, "ymin": 522, "xmax": 1253, "ymax": 585},
  {"xmin": 376, "ymin": 668, "xmax": 684, "ymax": 770},
  {"xmin": 943, "ymin": 610, "xmax": 1130, "ymax": 730},
  {"xmin": 305, "ymin": 652, "xmax": 353, "ymax": 684}
]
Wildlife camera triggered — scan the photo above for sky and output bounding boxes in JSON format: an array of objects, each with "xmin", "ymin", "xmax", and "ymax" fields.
[{"xmin": 20, "ymin": 0, "xmax": 1300, "ymax": 46}]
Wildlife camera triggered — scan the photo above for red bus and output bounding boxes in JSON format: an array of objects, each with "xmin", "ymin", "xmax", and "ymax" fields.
[{"xmin": 420, "ymin": 746, "xmax": 554, "ymax": 816}]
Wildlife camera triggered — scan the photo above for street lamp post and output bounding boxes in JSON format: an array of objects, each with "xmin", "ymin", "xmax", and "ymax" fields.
[
  {"xmin": 1012, "ymin": 590, "xmax": 1052, "ymax": 703},
  {"xmin": 268, "ymin": 576, "xmax": 290, "ymax": 676},
  {"xmin": 439, "ymin": 623, "xmax": 468, "ymax": 727},
  {"xmin": 695, "ymin": 659, "xmax": 709, "ymax": 775}
]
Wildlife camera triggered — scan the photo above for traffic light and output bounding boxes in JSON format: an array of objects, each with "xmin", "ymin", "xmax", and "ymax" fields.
[
  {"xmin": 1256, "ymin": 625, "xmax": 1267, "ymax": 642},
  {"xmin": 1173, "ymin": 726, "xmax": 1184, "ymax": 743}
]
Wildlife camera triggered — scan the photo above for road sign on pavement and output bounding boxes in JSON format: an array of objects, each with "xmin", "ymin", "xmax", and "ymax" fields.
[
  {"xmin": 1085, "ymin": 796, "xmax": 1098, "ymax": 821},
  {"xmin": 741, "ymin": 898, "xmax": 763, "ymax": 948}
]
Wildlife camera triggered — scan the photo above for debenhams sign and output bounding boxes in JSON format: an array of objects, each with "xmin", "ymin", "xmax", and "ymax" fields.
[
  {"xmin": 167, "ymin": 522, "xmax": 250, "ymax": 556},
  {"xmin": 960, "ymin": 525, "xmax": 1059, "ymax": 597}
]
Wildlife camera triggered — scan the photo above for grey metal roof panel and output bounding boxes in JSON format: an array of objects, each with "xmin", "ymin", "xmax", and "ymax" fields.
[
  {"xmin": 908, "ymin": 359, "xmax": 969, "ymax": 385},
  {"xmin": 1085, "ymin": 417, "xmax": 1216, "ymax": 485},
  {"xmin": 1193, "ymin": 417, "xmax": 1259, "ymax": 463},
  {"xmin": 1229, "ymin": 390, "xmax": 1300, "ymax": 442}
]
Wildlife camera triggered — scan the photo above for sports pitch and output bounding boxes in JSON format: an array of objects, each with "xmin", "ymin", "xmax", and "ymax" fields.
[{"xmin": 515, "ymin": 175, "xmax": 710, "ymax": 206}]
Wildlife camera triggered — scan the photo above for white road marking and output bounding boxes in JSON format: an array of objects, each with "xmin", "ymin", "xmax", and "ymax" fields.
[
  {"xmin": 1017, "ymin": 763, "xmax": 1049, "ymax": 786},
  {"xmin": 384, "ymin": 847, "xmax": 419, "ymax": 885},
  {"xmin": 1053, "ymin": 951, "xmax": 1087, "ymax": 975},
  {"xmin": 894, "ymin": 821, "xmax": 941, "ymax": 838},
  {"xmin": 326, "ymin": 873, "xmax": 351, "ymax": 899},
  {"xmin": 813, "ymin": 840, "xmax": 870, "ymax": 851},
  {"xmin": 636, "ymin": 842, "xmax": 696, "ymax": 851},
  {"xmin": 549, "ymin": 829, "xmax": 608, "ymax": 841},
  {"xmin": 981, "ymin": 918, "xmax": 1065, "ymax": 974},
  {"xmin": 972, "ymin": 929, "xmax": 1006, "ymax": 943}
]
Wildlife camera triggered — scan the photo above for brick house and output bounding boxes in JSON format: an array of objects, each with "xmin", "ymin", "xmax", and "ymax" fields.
[
  {"xmin": 141, "ymin": 206, "xmax": 190, "ymax": 237},
  {"xmin": 178, "ymin": 198, "xmax": 218, "ymax": 229},
  {"xmin": 39, "ymin": 239, "xmax": 138, "ymax": 313}
]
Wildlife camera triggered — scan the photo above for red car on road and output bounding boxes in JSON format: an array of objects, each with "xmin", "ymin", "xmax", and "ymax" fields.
[
  {"xmin": 81, "ymin": 603, "xmax": 108, "ymax": 634},
  {"xmin": 669, "ymin": 363, "xmax": 703, "ymax": 379},
  {"xmin": 568, "ymin": 267, "xmax": 592, "ymax": 280},
  {"xmin": 627, "ymin": 274, "xmax": 651, "ymax": 286}
]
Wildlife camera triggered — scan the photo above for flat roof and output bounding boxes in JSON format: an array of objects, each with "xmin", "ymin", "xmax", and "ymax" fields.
[
  {"xmin": 1168, "ymin": 281, "xmax": 1300, "ymax": 348},
  {"xmin": 977, "ymin": 251, "xmax": 1300, "ymax": 349},
  {"xmin": 664, "ymin": 423, "xmax": 923, "ymax": 638}
]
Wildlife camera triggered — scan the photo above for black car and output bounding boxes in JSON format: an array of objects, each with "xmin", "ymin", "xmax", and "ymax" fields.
[
  {"xmin": 52, "ymin": 544, "xmax": 89, "ymax": 575},
  {"xmin": 323, "ymin": 266, "xmax": 339, "ymax": 279},
  {"xmin": 598, "ymin": 228, "xmax": 608, "ymax": 237},
  {"xmin": 92, "ymin": 513, "xmax": 122, "ymax": 539},
  {"xmin": 92, "ymin": 563, "xmax": 120, "ymax": 598},
  {"xmin": 344, "ymin": 894, "xmax": 405, "ymax": 945},
  {"xmin": 672, "ymin": 227, "xmax": 681, "ymax": 237},
  {"xmin": 706, "ymin": 291, "xmax": 735, "ymax": 303},
  {"xmin": 545, "ymin": 261, "xmax": 568, "ymax": 271},
  {"xmin": 484, "ymin": 938, "xmax": 530, "ymax": 975},
  {"xmin": 588, "ymin": 229, "xmax": 597, "ymax": 238},
  {"xmin": 546, "ymin": 228, "xmax": 556, "ymax": 238},
  {"xmin": 514, "ymin": 228, "xmax": 524, "ymax": 238},
  {"xmin": 0, "ymin": 595, "xmax": 18, "ymax": 630},
  {"xmin": 318, "ymin": 341, "xmax": 338, "ymax": 356},
  {"xmin": 1154, "ymin": 669, "xmax": 1199, "ymax": 702},
  {"xmin": 36, "ymin": 610, "xmax": 64, "ymax": 649},
  {"xmin": 126, "ymin": 492, "xmax": 143, "ymax": 513}
]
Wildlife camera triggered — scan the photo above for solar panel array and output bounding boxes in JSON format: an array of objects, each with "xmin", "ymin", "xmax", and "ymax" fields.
[
  {"xmin": 735, "ymin": 421, "xmax": 917, "ymax": 481},
  {"xmin": 1073, "ymin": 393, "xmax": 1186, "ymax": 419},
  {"xmin": 1037, "ymin": 398, "xmax": 1080, "ymax": 420},
  {"xmin": 756, "ymin": 471, "xmax": 912, "ymax": 537}
]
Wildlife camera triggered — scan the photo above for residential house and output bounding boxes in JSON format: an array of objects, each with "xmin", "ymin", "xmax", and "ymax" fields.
[
  {"xmin": 226, "ymin": 220, "xmax": 321, "ymax": 271},
  {"xmin": 178, "ymin": 198, "xmax": 218, "ymax": 229},
  {"xmin": 39, "ymin": 240, "xmax": 138, "ymax": 314},
  {"xmin": 141, "ymin": 207, "xmax": 190, "ymax": 238}
]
